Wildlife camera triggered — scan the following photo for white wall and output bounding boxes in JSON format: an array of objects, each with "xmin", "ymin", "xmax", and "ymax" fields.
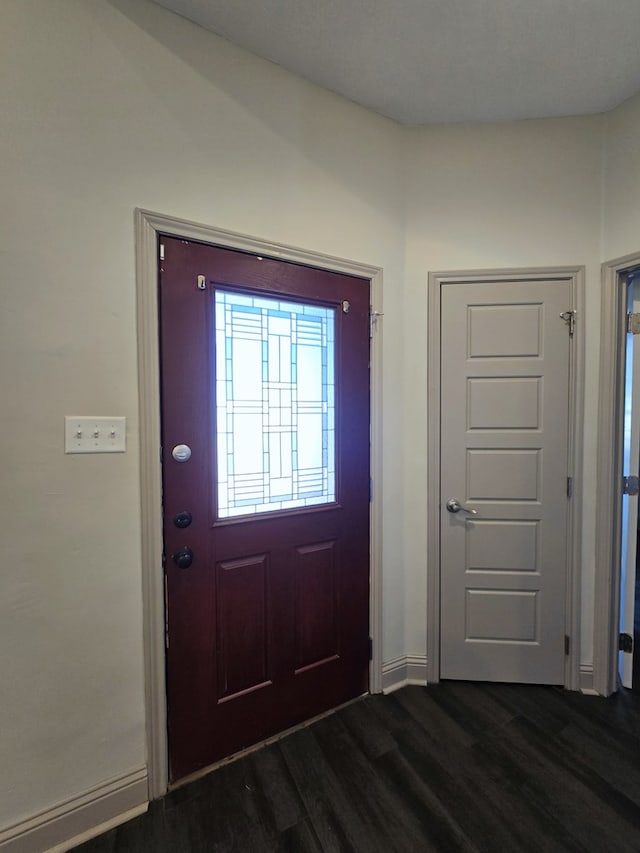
[
  {"xmin": 0, "ymin": 0, "xmax": 405, "ymax": 837},
  {"xmin": 1, "ymin": 0, "xmax": 636, "ymax": 845},
  {"xmin": 403, "ymin": 117, "xmax": 604, "ymax": 665},
  {"xmin": 602, "ymin": 92, "xmax": 640, "ymax": 261}
]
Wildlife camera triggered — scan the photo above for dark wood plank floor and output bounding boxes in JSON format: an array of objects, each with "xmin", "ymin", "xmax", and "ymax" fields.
[
  {"xmin": 74, "ymin": 682, "xmax": 640, "ymax": 852},
  {"xmin": 633, "ymin": 531, "xmax": 640, "ymax": 691},
  {"xmin": 634, "ymin": 565, "xmax": 640, "ymax": 689}
]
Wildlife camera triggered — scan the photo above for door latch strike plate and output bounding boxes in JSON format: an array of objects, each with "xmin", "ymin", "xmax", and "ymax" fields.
[{"xmin": 370, "ymin": 310, "xmax": 383, "ymax": 338}]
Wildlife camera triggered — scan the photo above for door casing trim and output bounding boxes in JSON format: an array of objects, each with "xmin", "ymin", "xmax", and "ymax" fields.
[
  {"xmin": 594, "ymin": 251, "xmax": 640, "ymax": 696},
  {"xmin": 426, "ymin": 267, "xmax": 585, "ymax": 689},
  {"xmin": 135, "ymin": 209, "xmax": 384, "ymax": 799}
]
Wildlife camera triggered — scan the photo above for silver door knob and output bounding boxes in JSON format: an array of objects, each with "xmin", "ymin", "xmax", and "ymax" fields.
[{"xmin": 446, "ymin": 498, "xmax": 478, "ymax": 515}]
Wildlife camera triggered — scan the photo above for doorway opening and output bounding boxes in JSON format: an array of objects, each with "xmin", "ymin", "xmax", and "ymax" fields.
[
  {"xmin": 135, "ymin": 209, "xmax": 384, "ymax": 797},
  {"xmin": 595, "ymin": 251, "xmax": 640, "ymax": 696},
  {"xmin": 427, "ymin": 267, "xmax": 584, "ymax": 690},
  {"xmin": 619, "ymin": 271, "xmax": 640, "ymax": 690}
]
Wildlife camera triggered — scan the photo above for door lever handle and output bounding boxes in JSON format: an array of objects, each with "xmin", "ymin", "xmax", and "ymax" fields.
[{"xmin": 445, "ymin": 498, "xmax": 478, "ymax": 515}]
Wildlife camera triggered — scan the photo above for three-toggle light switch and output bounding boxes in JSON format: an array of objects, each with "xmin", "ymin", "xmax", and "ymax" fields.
[{"xmin": 64, "ymin": 416, "xmax": 127, "ymax": 453}]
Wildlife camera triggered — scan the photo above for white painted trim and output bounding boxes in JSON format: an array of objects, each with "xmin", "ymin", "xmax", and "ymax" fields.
[
  {"xmin": 426, "ymin": 275, "xmax": 442, "ymax": 685},
  {"xmin": 135, "ymin": 209, "xmax": 384, "ymax": 798},
  {"xmin": 567, "ymin": 267, "xmax": 586, "ymax": 692},
  {"xmin": 135, "ymin": 213, "xmax": 169, "ymax": 801},
  {"xmin": 594, "ymin": 251, "xmax": 640, "ymax": 696},
  {"xmin": 369, "ymin": 265, "xmax": 384, "ymax": 696},
  {"xmin": 382, "ymin": 655, "xmax": 428, "ymax": 692},
  {"xmin": 579, "ymin": 664, "xmax": 597, "ymax": 695},
  {"xmin": 0, "ymin": 769, "xmax": 147, "ymax": 853},
  {"xmin": 426, "ymin": 267, "xmax": 585, "ymax": 688}
]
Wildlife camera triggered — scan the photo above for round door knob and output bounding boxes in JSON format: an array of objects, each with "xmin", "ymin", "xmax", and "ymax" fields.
[
  {"xmin": 173, "ymin": 547, "xmax": 194, "ymax": 569},
  {"xmin": 173, "ymin": 511, "xmax": 193, "ymax": 529}
]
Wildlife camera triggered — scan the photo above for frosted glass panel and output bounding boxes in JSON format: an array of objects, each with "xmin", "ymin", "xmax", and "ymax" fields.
[{"xmin": 215, "ymin": 290, "xmax": 336, "ymax": 518}]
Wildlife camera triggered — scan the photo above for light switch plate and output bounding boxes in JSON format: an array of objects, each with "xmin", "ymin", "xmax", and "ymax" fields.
[{"xmin": 65, "ymin": 416, "xmax": 127, "ymax": 453}]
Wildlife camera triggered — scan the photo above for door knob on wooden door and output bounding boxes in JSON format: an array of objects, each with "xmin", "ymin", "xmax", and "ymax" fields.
[
  {"xmin": 445, "ymin": 498, "xmax": 478, "ymax": 515},
  {"xmin": 173, "ymin": 511, "xmax": 193, "ymax": 529},
  {"xmin": 173, "ymin": 547, "xmax": 194, "ymax": 568}
]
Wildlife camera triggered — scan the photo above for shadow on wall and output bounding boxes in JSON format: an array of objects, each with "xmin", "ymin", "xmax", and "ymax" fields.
[{"xmin": 106, "ymin": 0, "xmax": 404, "ymax": 225}]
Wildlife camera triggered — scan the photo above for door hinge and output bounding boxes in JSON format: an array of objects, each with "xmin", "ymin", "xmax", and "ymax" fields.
[
  {"xmin": 159, "ymin": 243, "xmax": 165, "ymax": 261},
  {"xmin": 369, "ymin": 478, "xmax": 373, "ymax": 502},
  {"xmin": 627, "ymin": 312, "xmax": 640, "ymax": 335},
  {"xmin": 567, "ymin": 476, "xmax": 573, "ymax": 498},
  {"xmin": 623, "ymin": 475, "xmax": 640, "ymax": 496},
  {"xmin": 560, "ymin": 310, "xmax": 576, "ymax": 336},
  {"xmin": 619, "ymin": 632, "xmax": 633, "ymax": 653},
  {"xmin": 564, "ymin": 635, "xmax": 570, "ymax": 655},
  {"xmin": 370, "ymin": 309, "xmax": 383, "ymax": 338},
  {"xmin": 368, "ymin": 637, "xmax": 373, "ymax": 661}
]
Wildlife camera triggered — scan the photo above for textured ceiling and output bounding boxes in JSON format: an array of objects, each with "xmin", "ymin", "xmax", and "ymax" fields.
[{"xmin": 152, "ymin": 0, "xmax": 640, "ymax": 125}]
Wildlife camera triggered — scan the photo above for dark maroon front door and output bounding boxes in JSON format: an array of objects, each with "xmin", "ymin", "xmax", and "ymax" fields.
[{"xmin": 159, "ymin": 236, "xmax": 371, "ymax": 781}]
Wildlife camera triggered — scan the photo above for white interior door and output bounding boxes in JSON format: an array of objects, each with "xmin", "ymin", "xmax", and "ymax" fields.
[
  {"xmin": 440, "ymin": 279, "xmax": 571, "ymax": 684},
  {"xmin": 620, "ymin": 276, "xmax": 640, "ymax": 688}
]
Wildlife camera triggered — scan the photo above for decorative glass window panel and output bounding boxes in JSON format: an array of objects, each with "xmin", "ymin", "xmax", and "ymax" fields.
[{"xmin": 215, "ymin": 290, "xmax": 336, "ymax": 518}]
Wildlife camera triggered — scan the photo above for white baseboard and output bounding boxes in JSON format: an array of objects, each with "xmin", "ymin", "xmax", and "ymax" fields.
[
  {"xmin": 579, "ymin": 663, "xmax": 597, "ymax": 695},
  {"xmin": 381, "ymin": 657, "xmax": 598, "ymax": 696},
  {"xmin": 381, "ymin": 655, "xmax": 428, "ymax": 693},
  {"xmin": 0, "ymin": 768, "xmax": 148, "ymax": 853}
]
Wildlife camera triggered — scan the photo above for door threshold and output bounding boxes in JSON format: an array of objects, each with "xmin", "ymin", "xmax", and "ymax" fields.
[{"xmin": 168, "ymin": 692, "xmax": 368, "ymax": 792}]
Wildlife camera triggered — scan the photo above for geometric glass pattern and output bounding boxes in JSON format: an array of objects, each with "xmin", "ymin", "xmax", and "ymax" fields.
[{"xmin": 215, "ymin": 289, "xmax": 336, "ymax": 518}]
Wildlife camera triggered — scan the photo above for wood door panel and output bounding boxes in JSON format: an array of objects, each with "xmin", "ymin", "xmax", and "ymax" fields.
[
  {"xmin": 466, "ymin": 589, "xmax": 538, "ymax": 642},
  {"xmin": 467, "ymin": 449, "xmax": 541, "ymax": 502},
  {"xmin": 160, "ymin": 236, "xmax": 370, "ymax": 779},
  {"xmin": 216, "ymin": 554, "xmax": 271, "ymax": 700},
  {"xmin": 468, "ymin": 303, "xmax": 542, "ymax": 358},
  {"xmin": 466, "ymin": 520, "xmax": 539, "ymax": 573},
  {"xmin": 294, "ymin": 540, "xmax": 338, "ymax": 672},
  {"xmin": 467, "ymin": 377, "xmax": 542, "ymax": 430}
]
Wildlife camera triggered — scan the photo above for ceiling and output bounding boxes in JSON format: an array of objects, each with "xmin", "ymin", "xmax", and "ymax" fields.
[{"xmin": 152, "ymin": 0, "xmax": 640, "ymax": 126}]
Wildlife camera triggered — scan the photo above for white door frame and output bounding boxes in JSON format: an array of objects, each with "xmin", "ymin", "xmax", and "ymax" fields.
[
  {"xmin": 134, "ymin": 209, "xmax": 384, "ymax": 799},
  {"xmin": 594, "ymin": 251, "xmax": 640, "ymax": 696},
  {"xmin": 426, "ymin": 267, "xmax": 585, "ymax": 689}
]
